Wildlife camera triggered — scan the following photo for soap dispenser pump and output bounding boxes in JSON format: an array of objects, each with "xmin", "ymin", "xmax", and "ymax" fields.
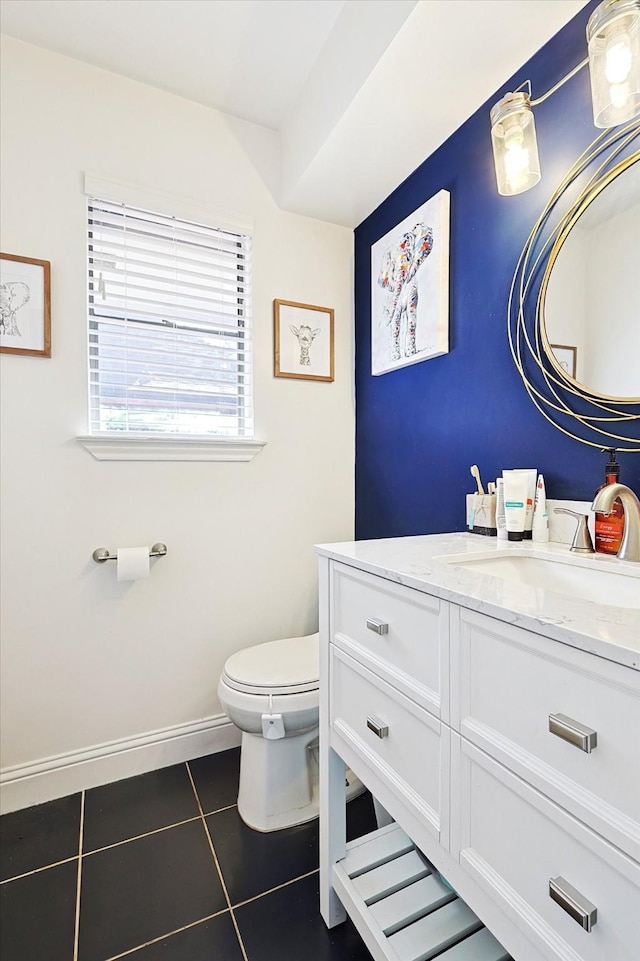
[{"xmin": 594, "ymin": 449, "xmax": 625, "ymax": 555}]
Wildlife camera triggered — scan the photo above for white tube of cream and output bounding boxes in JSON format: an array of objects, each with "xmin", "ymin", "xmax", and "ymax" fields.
[
  {"xmin": 503, "ymin": 471, "xmax": 528, "ymax": 542},
  {"xmin": 510, "ymin": 469, "xmax": 537, "ymax": 539},
  {"xmin": 532, "ymin": 473, "xmax": 549, "ymax": 543}
]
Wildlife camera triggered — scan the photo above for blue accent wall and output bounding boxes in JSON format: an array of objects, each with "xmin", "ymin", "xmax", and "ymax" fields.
[{"xmin": 354, "ymin": 1, "xmax": 639, "ymax": 540}]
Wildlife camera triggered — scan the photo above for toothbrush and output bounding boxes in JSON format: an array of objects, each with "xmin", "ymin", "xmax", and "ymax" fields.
[
  {"xmin": 469, "ymin": 493, "xmax": 478, "ymax": 531},
  {"xmin": 470, "ymin": 465, "xmax": 485, "ymax": 496}
]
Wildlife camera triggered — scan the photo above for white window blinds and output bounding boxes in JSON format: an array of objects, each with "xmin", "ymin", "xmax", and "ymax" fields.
[{"xmin": 88, "ymin": 197, "xmax": 252, "ymax": 437}]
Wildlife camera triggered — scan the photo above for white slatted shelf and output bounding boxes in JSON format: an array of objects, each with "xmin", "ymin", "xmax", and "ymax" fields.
[
  {"xmin": 370, "ymin": 875, "xmax": 455, "ymax": 936},
  {"xmin": 353, "ymin": 850, "xmax": 430, "ymax": 906},
  {"xmin": 344, "ymin": 822, "xmax": 415, "ymax": 877},
  {"xmin": 333, "ymin": 825, "xmax": 512, "ymax": 961}
]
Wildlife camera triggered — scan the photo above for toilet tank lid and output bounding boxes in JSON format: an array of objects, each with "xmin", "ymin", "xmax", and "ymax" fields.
[{"xmin": 223, "ymin": 633, "xmax": 319, "ymax": 689}]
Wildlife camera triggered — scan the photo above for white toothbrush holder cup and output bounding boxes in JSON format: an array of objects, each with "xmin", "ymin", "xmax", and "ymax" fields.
[{"xmin": 466, "ymin": 493, "xmax": 497, "ymax": 536}]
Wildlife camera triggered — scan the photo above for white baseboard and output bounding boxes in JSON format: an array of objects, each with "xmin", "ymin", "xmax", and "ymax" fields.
[{"xmin": 0, "ymin": 714, "xmax": 241, "ymax": 814}]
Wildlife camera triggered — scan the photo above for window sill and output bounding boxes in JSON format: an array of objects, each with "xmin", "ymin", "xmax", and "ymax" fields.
[{"xmin": 76, "ymin": 434, "xmax": 266, "ymax": 462}]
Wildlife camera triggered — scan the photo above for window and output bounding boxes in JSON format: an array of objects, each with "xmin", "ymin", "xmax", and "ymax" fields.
[{"xmin": 87, "ymin": 197, "xmax": 252, "ymax": 438}]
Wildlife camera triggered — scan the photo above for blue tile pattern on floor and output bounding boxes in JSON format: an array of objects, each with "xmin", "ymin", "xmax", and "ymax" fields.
[{"xmin": 0, "ymin": 749, "xmax": 376, "ymax": 961}]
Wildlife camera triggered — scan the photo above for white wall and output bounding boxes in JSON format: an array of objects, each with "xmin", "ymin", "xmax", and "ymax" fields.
[
  {"xmin": 585, "ymin": 202, "xmax": 640, "ymax": 397},
  {"xmin": 544, "ymin": 223, "xmax": 587, "ymax": 382},
  {"xmin": 544, "ymin": 201, "xmax": 640, "ymax": 398},
  {"xmin": 0, "ymin": 37, "xmax": 354, "ymax": 809}
]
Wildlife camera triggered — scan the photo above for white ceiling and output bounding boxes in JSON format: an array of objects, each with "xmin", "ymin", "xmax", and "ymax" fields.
[{"xmin": 0, "ymin": 0, "xmax": 589, "ymax": 227}]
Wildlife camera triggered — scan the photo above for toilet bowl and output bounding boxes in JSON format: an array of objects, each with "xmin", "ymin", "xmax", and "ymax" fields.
[{"xmin": 218, "ymin": 632, "xmax": 362, "ymax": 832}]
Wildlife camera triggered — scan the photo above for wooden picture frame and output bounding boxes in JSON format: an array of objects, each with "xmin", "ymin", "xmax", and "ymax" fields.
[
  {"xmin": 550, "ymin": 344, "xmax": 577, "ymax": 379},
  {"xmin": 274, "ymin": 299, "xmax": 334, "ymax": 382},
  {"xmin": 0, "ymin": 253, "xmax": 51, "ymax": 357}
]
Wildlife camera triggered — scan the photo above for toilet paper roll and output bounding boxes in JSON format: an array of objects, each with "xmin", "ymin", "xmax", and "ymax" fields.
[{"xmin": 116, "ymin": 547, "xmax": 150, "ymax": 582}]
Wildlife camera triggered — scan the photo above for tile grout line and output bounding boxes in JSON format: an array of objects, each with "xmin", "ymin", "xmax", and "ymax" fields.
[
  {"xmin": 73, "ymin": 790, "xmax": 85, "ymax": 961},
  {"xmin": 80, "ymin": 803, "xmax": 239, "ymax": 860},
  {"xmin": 0, "ymin": 854, "xmax": 79, "ymax": 885},
  {"xmin": 230, "ymin": 867, "xmax": 320, "ymax": 910},
  {"xmin": 82, "ymin": 813, "xmax": 204, "ymax": 857},
  {"xmin": 2, "ymin": 853, "xmax": 322, "ymax": 904},
  {"xmin": 0, "ymin": 799, "xmax": 238, "ymax": 881},
  {"xmin": 185, "ymin": 761, "xmax": 250, "ymax": 961},
  {"xmin": 103, "ymin": 908, "xmax": 231, "ymax": 961}
]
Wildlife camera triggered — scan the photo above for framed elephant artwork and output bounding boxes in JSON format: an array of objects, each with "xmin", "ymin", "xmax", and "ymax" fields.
[
  {"xmin": 273, "ymin": 299, "xmax": 334, "ymax": 382},
  {"xmin": 371, "ymin": 190, "xmax": 450, "ymax": 375},
  {"xmin": 0, "ymin": 252, "xmax": 51, "ymax": 357}
]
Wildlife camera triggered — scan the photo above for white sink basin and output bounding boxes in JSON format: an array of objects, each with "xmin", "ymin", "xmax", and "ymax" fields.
[{"xmin": 436, "ymin": 550, "xmax": 640, "ymax": 610}]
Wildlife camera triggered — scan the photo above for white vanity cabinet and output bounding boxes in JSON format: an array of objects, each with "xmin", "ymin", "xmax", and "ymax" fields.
[
  {"xmin": 450, "ymin": 608, "xmax": 640, "ymax": 961},
  {"xmin": 329, "ymin": 561, "xmax": 450, "ymax": 851},
  {"xmin": 451, "ymin": 608, "xmax": 640, "ymax": 860},
  {"xmin": 317, "ymin": 542, "xmax": 640, "ymax": 961}
]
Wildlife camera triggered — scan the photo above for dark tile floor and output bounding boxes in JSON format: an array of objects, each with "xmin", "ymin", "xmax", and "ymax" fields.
[{"xmin": 0, "ymin": 747, "xmax": 376, "ymax": 960}]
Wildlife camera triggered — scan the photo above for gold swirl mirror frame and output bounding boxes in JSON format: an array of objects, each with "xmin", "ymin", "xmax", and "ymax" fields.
[{"xmin": 508, "ymin": 119, "xmax": 640, "ymax": 452}]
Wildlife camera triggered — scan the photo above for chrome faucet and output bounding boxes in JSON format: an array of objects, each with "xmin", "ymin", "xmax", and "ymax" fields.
[{"xmin": 591, "ymin": 483, "xmax": 640, "ymax": 562}]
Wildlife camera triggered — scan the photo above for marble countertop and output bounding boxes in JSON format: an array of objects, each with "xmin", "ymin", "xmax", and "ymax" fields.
[{"xmin": 315, "ymin": 533, "xmax": 640, "ymax": 671}]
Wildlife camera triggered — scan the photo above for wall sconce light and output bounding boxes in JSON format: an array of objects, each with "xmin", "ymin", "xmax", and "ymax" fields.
[{"xmin": 491, "ymin": 0, "xmax": 640, "ymax": 195}]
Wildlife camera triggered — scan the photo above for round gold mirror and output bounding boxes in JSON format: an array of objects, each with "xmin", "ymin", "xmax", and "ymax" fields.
[
  {"xmin": 542, "ymin": 153, "xmax": 640, "ymax": 402},
  {"xmin": 508, "ymin": 119, "xmax": 640, "ymax": 451}
]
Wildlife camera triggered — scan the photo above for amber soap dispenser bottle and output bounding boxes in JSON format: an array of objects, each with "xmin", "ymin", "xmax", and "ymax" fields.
[{"xmin": 594, "ymin": 449, "xmax": 625, "ymax": 555}]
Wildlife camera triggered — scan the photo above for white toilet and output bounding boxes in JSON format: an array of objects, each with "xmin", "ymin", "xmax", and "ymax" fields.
[{"xmin": 218, "ymin": 632, "xmax": 362, "ymax": 832}]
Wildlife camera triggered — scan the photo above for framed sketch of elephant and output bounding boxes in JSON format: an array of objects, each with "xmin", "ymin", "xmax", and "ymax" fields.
[
  {"xmin": 371, "ymin": 190, "xmax": 449, "ymax": 375},
  {"xmin": 0, "ymin": 252, "xmax": 51, "ymax": 357},
  {"xmin": 273, "ymin": 299, "xmax": 334, "ymax": 382}
]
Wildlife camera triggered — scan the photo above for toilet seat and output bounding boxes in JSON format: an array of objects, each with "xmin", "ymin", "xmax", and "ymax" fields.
[{"xmin": 222, "ymin": 633, "xmax": 319, "ymax": 697}]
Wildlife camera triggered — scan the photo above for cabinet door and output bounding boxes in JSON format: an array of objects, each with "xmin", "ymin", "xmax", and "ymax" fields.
[
  {"xmin": 451, "ymin": 735, "xmax": 640, "ymax": 961},
  {"xmin": 331, "ymin": 646, "xmax": 449, "ymax": 850},
  {"xmin": 451, "ymin": 607, "xmax": 640, "ymax": 859}
]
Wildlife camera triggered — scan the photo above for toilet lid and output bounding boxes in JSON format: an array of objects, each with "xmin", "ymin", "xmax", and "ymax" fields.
[{"xmin": 222, "ymin": 633, "xmax": 319, "ymax": 696}]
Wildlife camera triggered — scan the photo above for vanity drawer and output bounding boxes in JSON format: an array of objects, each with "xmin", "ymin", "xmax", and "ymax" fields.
[
  {"xmin": 452, "ymin": 737, "xmax": 640, "ymax": 961},
  {"xmin": 452, "ymin": 609, "xmax": 640, "ymax": 858},
  {"xmin": 330, "ymin": 646, "xmax": 447, "ymax": 845},
  {"xmin": 331, "ymin": 562, "xmax": 446, "ymax": 718}
]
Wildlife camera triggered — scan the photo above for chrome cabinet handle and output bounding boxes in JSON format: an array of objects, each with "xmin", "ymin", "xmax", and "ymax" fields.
[
  {"xmin": 367, "ymin": 716, "xmax": 389, "ymax": 739},
  {"xmin": 549, "ymin": 713, "xmax": 597, "ymax": 753},
  {"xmin": 366, "ymin": 618, "xmax": 389, "ymax": 635},
  {"xmin": 549, "ymin": 876, "xmax": 598, "ymax": 932}
]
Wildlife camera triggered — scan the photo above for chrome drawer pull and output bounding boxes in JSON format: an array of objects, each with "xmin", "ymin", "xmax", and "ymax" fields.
[
  {"xmin": 549, "ymin": 876, "xmax": 597, "ymax": 932},
  {"xmin": 367, "ymin": 716, "xmax": 389, "ymax": 739},
  {"xmin": 549, "ymin": 713, "xmax": 597, "ymax": 753},
  {"xmin": 366, "ymin": 618, "xmax": 389, "ymax": 635}
]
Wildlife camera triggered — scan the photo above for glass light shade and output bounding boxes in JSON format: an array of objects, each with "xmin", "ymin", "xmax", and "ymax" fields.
[
  {"xmin": 587, "ymin": 0, "xmax": 640, "ymax": 127},
  {"xmin": 490, "ymin": 93, "xmax": 541, "ymax": 196}
]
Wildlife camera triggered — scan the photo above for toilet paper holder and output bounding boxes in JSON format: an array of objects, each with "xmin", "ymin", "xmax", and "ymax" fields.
[{"xmin": 92, "ymin": 543, "xmax": 168, "ymax": 563}]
